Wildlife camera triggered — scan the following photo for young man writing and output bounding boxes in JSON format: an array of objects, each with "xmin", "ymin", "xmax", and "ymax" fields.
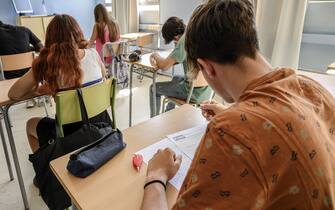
[
  {"xmin": 141, "ymin": 0, "xmax": 335, "ymax": 209},
  {"xmin": 149, "ymin": 16, "xmax": 212, "ymax": 117}
]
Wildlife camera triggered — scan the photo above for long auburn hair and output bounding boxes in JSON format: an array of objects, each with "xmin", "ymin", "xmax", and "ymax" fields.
[
  {"xmin": 94, "ymin": 4, "xmax": 119, "ymax": 43},
  {"xmin": 32, "ymin": 14, "xmax": 88, "ymax": 95}
]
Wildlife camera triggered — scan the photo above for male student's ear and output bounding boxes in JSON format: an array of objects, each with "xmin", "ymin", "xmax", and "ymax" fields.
[{"xmin": 197, "ymin": 58, "xmax": 216, "ymax": 79}]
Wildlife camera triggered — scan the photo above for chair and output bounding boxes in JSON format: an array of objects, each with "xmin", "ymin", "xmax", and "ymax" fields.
[
  {"xmin": 0, "ymin": 52, "xmax": 51, "ymax": 116},
  {"xmin": 102, "ymin": 41, "xmax": 127, "ymax": 78},
  {"xmin": 55, "ymin": 78, "xmax": 116, "ymax": 137},
  {"xmin": 162, "ymin": 71, "xmax": 214, "ymax": 112},
  {"xmin": 0, "ymin": 52, "xmax": 35, "ymax": 79}
]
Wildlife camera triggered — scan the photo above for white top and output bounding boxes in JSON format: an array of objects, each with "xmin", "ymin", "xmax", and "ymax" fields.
[{"xmin": 80, "ymin": 48, "xmax": 104, "ymax": 85}]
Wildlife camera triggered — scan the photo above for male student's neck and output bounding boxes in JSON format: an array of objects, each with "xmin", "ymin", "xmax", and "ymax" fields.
[{"xmin": 230, "ymin": 52, "xmax": 273, "ymax": 102}]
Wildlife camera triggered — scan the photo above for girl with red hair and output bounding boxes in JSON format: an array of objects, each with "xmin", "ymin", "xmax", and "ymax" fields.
[{"xmin": 8, "ymin": 14, "xmax": 110, "ymax": 153}]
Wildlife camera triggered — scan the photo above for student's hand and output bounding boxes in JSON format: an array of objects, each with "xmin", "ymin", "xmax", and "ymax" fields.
[
  {"xmin": 150, "ymin": 53, "xmax": 158, "ymax": 68},
  {"xmin": 200, "ymin": 100, "xmax": 227, "ymax": 121},
  {"xmin": 36, "ymin": 84, "xmax": 51, "ymax": 95},
  {"xmin": 146, "ymin": 148, "xmax": 182, "ymax": 184}
]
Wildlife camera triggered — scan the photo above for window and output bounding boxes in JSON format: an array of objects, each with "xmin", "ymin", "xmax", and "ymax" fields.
[
  {"xmin": 299, "ymin": 0, "xmax": 335, "ymax": 74},
  {"xmin": 138, "ymin": 0, "xmax": 160, "ymax": 25},
  {"xmin": 105, "ymin": 0, "xmax": 112, "ymax": 13},
  {"xmin": 138, "ymin": 0, "xmax": 160, "ymax": 48}
]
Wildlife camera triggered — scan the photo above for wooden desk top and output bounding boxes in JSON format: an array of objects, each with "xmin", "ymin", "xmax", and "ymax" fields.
[
  {"xmin": 0, "ymin": 78, "xmax": 43, "ymax": 107},
  {"xmin": 120, "ymin": 32, "xmax": 154, "ymax": 41},
  {"xmin": 124, "ymin": 50, "xmax": 173, "ymax": 71},
  {"xmin": 50, "ymin": 105, "xmax": 206, "ymax": 210},
  {"xmin": 0, "ymin": 78, "xmax": 18, "ymax": 106}
]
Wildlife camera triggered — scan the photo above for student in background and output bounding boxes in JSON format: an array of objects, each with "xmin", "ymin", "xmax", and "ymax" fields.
[
  {"xmin": 149, "ymin": 17, "xmax": 212, "ymax": 117},
  {"xmin": 0, "ymin": 20, "xmax": 43, "ymax": 107},
  {"xmin": 0, "ymin": 20, "xmax": 43, "ymax": 79},
  {"xmin": 8, "ymin": 14, "xmax": 108, "ymax": 154},
  {"xmin": 89, "ymin": 3, "xmax": 120, "ymax": 59},
  {"xmin": 141, "ymin": 0, "xmax": 335, "ymax": 209}
]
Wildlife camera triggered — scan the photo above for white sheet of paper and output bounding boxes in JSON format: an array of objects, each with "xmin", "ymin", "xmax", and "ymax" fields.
[
  {"xmin": 167, "ymin": 124, "xmax": 208, "ymax": 159},
  {"xmin": 136, "ymin": 124, "xmax": 208, "ymax": 190}
]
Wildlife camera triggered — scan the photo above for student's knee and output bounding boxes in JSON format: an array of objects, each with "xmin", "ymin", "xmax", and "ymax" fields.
[{"xmin": 26, "ymin": 117, "xmax": 41, "ymax": 136}]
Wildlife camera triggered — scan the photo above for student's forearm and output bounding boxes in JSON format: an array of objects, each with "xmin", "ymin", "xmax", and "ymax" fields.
[
  {"xmin": 155, "ymin": 57, "xmax": 175, "ymax": 71},
  {"xmin": 140, "ymin": 183, "xmax": 169, "ymax": 210}
]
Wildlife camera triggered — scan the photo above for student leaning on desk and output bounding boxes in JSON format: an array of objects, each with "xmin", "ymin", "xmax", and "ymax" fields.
[
  {"xmin": 140, "ymin": 0, "xmax": 335, "ymax": 210},
  {"xmin": 149, "ymin": 16, "xmax": 212, "ymax": 117},
  {"xmin": 8, "ymin": 15, "xmax": 109, "ymax": 159}
]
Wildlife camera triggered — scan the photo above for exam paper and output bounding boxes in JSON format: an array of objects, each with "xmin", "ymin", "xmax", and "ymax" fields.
[
  {"xmin": 167, "ymin": 124, "xmax": 208, "ymax": 159},
  {"xmin": 136, "ymin": 124, "xmax": 208, "ymax": 190}
]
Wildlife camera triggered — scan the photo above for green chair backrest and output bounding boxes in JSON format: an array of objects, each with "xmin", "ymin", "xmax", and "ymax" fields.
[{"xmin": 55, "ymin": 78, "xmax": 116, "ymax": 137}]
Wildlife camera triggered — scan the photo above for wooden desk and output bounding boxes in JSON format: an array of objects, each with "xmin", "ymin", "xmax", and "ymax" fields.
[
  {"xmin": 121, "ymin": 32, "xmax": 155, "ymax": 53},
  {"xmin": 0, "ymin": 78, "xmax": 43, "ymax": 210},
  {"xmin": 50, "ymin": 105, "xmax": 206, "ymax": 210},
  {"xmin": 0, "ymin": 78, "xmax": 18, "ymax": 106},
  {"xmin": 124, "ymin": 50, "xmax": 172, "ymax": 126},
  {"xmin": 120, "ymin": 32, "xmax": 154, "ymax": 41}
]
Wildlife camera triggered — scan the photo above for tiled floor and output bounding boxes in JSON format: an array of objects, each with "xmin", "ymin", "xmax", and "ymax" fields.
[{"xmin": 0, "ymin": 70, "xmax": 334, "ymax": 210}]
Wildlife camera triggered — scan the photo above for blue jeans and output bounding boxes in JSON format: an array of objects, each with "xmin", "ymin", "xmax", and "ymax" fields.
[{"xmin": 149, "ymin": 76, "xmax": 188, "ymax": 117}]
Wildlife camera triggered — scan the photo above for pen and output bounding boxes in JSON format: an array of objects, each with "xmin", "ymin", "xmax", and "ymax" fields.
[{"xmin": 132, "ymin": 154, "xmax": 143, "ymax": 172}]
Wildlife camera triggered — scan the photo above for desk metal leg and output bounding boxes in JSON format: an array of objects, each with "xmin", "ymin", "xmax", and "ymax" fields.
[
  {"xmin": 0, "ymin": 116, "xmax": 14, "ymax": 181},
  {"xmin": 1, "ymin": 106, "xmax": 29, "ymax": 210},
  {"xmin": 129, "ymin": 64, "xmax": 134, "ymax": 127},
  {"xmin": 152, "ymin": 71, "xmax": 157, "ymax": 116}
]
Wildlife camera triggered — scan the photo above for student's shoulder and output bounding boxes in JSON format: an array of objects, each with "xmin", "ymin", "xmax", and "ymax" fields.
[
  {"xmin": 209, "ymin": 101, "xmax": 265, "ymax": 144},
  {"xmin": 210, "ymin": 104, "xmax": 248, "ymax": 131},
  {"xmin": 16, "ymin": 25, "xmax": 32, "ymax": 33}
]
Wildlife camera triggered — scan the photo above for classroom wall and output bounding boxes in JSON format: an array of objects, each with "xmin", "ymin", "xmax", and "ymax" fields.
[
  {"xmin": 0, "ymin": 0, "xmax": 17, "ymax": 25},
  {"xmin": 299, "ymin": 2, "xmax": 335, "ymax": 72},
  {"xmin": 0, "ymin": 0, "xmax": 97, "ymax": 38}
]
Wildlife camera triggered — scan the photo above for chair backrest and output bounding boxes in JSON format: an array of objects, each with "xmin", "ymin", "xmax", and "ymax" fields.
[
  {"xmin": 55, "ymin": 78, "xmax": 116, "ymax": 137},
  {"xmin": 136, "ymin": 34, "xmax": 154, "ymax": 47},
  {"xmin": 186, "ymin": 71, "xmax": 212, "ymax": 103},
  {"xmin": 0, "ymin": 52, "xmax": 34, "ymax": 72},
  {"xmin": 193, "ymin": 71, "xmax": 208, "ymax": 87},
  {"xmin": 102, "ymin": 41, "xmax": 128, "ymax": 58}
]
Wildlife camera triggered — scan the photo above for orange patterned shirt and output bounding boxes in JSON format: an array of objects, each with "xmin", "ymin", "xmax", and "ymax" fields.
[{"xmin": 172, "ymin": 68, "xmax": 335, "ymax": 210}]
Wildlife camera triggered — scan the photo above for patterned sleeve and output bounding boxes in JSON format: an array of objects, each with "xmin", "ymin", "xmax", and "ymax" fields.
[{"xmin": 172, "ymin": 123, "xmax": 267, "ymax": 210}]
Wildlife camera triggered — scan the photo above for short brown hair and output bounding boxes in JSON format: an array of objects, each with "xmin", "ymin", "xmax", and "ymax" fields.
[
  {"xmin": 185, "ymin": 0, "xmax": 259, "ymax": 73},
  {"xmin": 162, "ymin": 17, "xmax": 186, "ymax": 44}
]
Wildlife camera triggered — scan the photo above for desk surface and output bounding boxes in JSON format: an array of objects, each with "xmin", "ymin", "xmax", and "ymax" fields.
[
  {"xmin": 120, "ymin": 32, "xmax": 154, "ymax": 40},
  {"xmin": 0, "ymin": 78, "xmax": 42, "ymax": 107},
  {"xmin": 0, "ymin": 78, "xmax": 18, "ymax": 106},
  {"xmin": 124, "ymin": 50, "xmax": 173, "ymax": 71},
  {"xmin": 50, "ymin": 105, "xmax": 206, "ymax": 210}
]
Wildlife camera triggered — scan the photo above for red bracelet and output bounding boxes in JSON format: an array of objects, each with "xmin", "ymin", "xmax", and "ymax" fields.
[{"xmin": 144, "ymin": 180, "xmax": 167, "ymax": 191}]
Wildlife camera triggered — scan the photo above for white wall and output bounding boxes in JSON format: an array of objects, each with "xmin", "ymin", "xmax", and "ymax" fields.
[{"xmin": 159, "ymin": 0, "xmax": 203, "ymax": 24}]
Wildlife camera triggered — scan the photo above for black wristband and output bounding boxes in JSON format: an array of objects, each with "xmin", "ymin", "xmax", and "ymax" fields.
[{"xmin": 144, "ymin": 180, "xmax": 167, "ymax": 191}]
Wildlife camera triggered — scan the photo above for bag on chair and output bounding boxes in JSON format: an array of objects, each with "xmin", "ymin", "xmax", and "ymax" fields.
[
  {"xmin": 104, "ymin": 41, "xmax": 129, "ymax": 89},
  {"xmin": 29, "ymin": 88, "xmax": 121, "ymax": 210}
]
